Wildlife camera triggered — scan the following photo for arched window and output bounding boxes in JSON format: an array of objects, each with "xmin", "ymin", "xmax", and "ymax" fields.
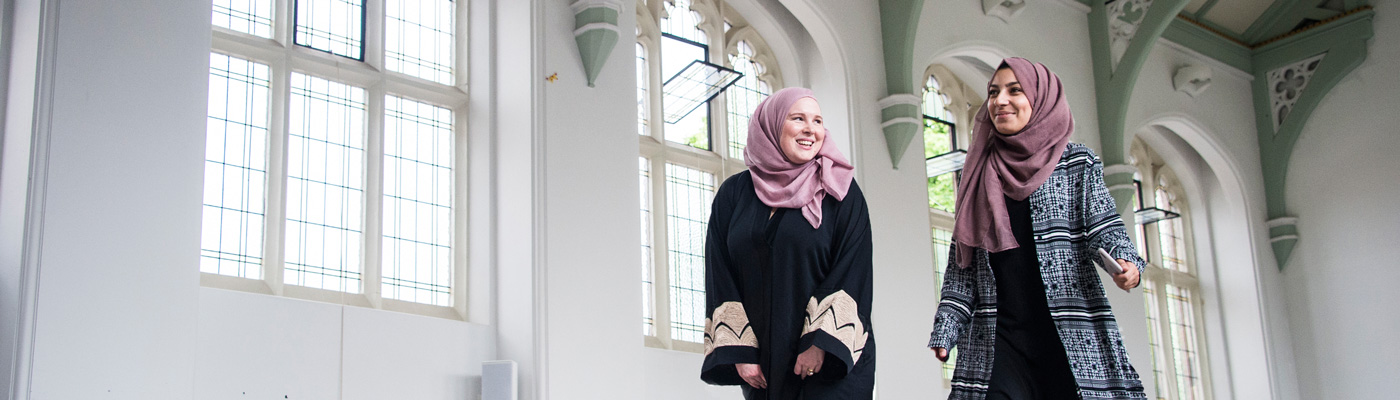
[
  {"xmin": 1132, "ymin": 140, "xmax": 1211, "ymax": 400},
  {"xmin": 637, "ymin": 0, "xmax": 783, "ymax": 351},
  {"xmin": 922, "ymin": 65, "xmax": 976, "ymax": 381},
  {"xmin": 203, "ymin": 0, "xmax": 468, "ymax": 318},
  {"xmin": 923, "ymin": 74, "xmax": 958, "ymax": 213}
]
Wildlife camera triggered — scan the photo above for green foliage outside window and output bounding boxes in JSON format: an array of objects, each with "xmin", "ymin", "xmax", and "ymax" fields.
[{"xmin": 925, "ymin": 119, "xmax": 957, "ymax": 213}]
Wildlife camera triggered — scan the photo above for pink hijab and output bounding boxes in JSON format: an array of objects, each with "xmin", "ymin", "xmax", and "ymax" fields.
[
  {"xmin": 953, "ymin": 57, "xmax": 1074, "ymax": 268},
  {"xmin": 744, "ymin": 87, "xmax": 855, "ymax": 229}
]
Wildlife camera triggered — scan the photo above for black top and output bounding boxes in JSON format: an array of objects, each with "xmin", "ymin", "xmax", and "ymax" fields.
[
  {"xmin": 700, "ymin": 171, "xmax": 876, "ymax": 400},
  {"xmin": 987, "ymin": 195, "xmax": 1079, "ymax": 398}
]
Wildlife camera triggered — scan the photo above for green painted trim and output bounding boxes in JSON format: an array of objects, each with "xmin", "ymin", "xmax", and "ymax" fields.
[
  {"xmin": 574, "ymin": 7, "xmax": 619, "ymax": 28},
  {"xmin": 1253, "ymin": 9, "xmax": 1374, "ymax": 64},
  {"xmin": 879, "ymin": 0, "xmax": 926, "ymax": 95},
  {"xmin": 1242, "ymin": 0, "xmax": 1304, "ymax": 43},
  {"xmin": 1245, "ymin": 1, "xmax": 1354, "ymax": 44},
  {"xmin": 1269, "ymin": 224, "xmax": 1299, "ymax": 238},
  {"xmin": 1109, "ymin": 187, "xmax": 1137, "ymax": 230},
  {"xmin": 575, "ymin": 28, "xmax": 620, "ymax": 87},
  {"xmin": 1196, "ymin": 0, "xmax": 1221, "ymax": 17},
  {"xmin": 1253, "ymin": 11, "xmax": 1373, "ymax": 220},
  {"xmin": 1271, "ymin": 238, "xmax": 1298, "ymax": 269},
  {"xmin": 881, "ymin": 103, "xmax": 919, "ymax": 122},
  {"xmin": 1104, "ymin": 172, "xmax": 1136, "ymax": 188},
  {"xmin": 1090, "ymin": 0, "xmax": 1191, "ymax": 168},
  {"xmin": 878, "ymin": 0, "xmax": 924, "ymax": 169},
  {"xmin": 1162, "ymin": 18, "xmax": 1252, "ymax": 72},
  {"xmin": 883, "ymin": 122, "xmax": 921, "ymax": 169}
]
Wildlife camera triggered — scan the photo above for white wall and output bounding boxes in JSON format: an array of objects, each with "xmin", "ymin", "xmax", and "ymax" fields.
[
  {"xmin": 18, "ymin": 0, "xmax": 209, "ymax": 397},
  {"xmin": 197, "ymin": 289, "xmax": 496, "ymax": 399},
  {"xmin": 1283, "ymin": 1, "xmax": 1400, "ymax": 399},
  {"xmin": 537, "ymin": 0, "xmax": 645, "ymax": 398},
  {"xmin": 1126, "ymin": 40, "xmax": 1284, "ymax": 400},
  {"xmin": 7, "ymin": 0, "xmax": 1394, "ymax": 399},
  {"xmin": 0, "ymin": 0, "xmax": 43, "ymax": 396}
]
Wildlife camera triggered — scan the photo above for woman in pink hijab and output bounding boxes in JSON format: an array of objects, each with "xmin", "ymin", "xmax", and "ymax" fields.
[
  {"xmin": 700, "ymin": 88, "xmax": 876, "ymax": 400},
  {"xmin": 928, "ymin": 58, "xmax": 1148, "ymax": 400}
]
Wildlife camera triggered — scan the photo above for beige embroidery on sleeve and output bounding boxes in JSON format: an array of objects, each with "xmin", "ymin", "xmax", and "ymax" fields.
[
  {"xmin": 802, "ymin": 290, "xmax": 869, "ymax": 363},
  {"xmin": 704, "ymin": 301, "xmax": 758, "ymax": 355}
]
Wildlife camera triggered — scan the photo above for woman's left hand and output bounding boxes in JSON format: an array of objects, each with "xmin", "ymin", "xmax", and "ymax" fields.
[
  {"xmin": 793, "ymin": 346, "xmax": 825, "ymax": 379},
  {"xmin": 1111, "ymin": 259, "xmax": 1140, "ymax": 291}
]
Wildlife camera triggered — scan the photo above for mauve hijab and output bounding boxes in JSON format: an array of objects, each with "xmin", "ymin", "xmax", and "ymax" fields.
[
  {"xmin": 953, "ymin": 57, "xmax": 1074, "ymax": 268},
  {"xmin": 744, "ymin": 87, "xmax": 855, "ymax": 229}
]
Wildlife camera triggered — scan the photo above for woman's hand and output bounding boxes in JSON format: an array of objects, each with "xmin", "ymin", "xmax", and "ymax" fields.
[
  {"xmin": 792, "ymin": 346, "xmax": 826, "ymax": 379},
  {"xmin": 1112, "ymin": 258, "xmax": 1140, "ymax": 291},
  {"xmin": 737, "ymin": 363, "xmax": 767, "ymax": 389},
  {"xmin": 931, "ymin": 347, "xmax": 949, "ymax": 362}
]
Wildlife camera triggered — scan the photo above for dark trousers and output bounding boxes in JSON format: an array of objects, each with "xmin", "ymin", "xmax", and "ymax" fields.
[{"xmin": 985, "ymin": 333, "xmax": 1081, "ymax": 400}]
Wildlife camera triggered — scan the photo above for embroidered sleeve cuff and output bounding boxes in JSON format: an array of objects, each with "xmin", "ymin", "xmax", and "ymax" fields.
[
  {"xmin": 1108, "ymin": 240, "xmax": 1147, "ymax": 274},
  {"xmin": 700, "ymin": 301, "xmax": 760, "ymax": 386},
  {"xmin": 801, "ymin": 290, "xmax": 869, "ymax": 374},
  {"xmin": 700, "ymin": 345, "xmax": 760, "ymax": 385},
  {"xmin": 928, "ymin": 310, "xmax": 962, "ymax": 349}
]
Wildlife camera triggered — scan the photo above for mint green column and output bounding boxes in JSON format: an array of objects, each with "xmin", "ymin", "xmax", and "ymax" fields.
[
  {"xmin": 878, "ymin": 0, "xmax": 925, "ymax": 169},
  {"xmin": 573, "ymin": 0, "xmax": 622, "ymax": 87},
  {"xmin": 1250, "ymin": 9, "xmax": 1374, "ymax": 269},
  {"xmin": 1088, "ymin": 0, "xmax": 1190, "ymax": 237}
]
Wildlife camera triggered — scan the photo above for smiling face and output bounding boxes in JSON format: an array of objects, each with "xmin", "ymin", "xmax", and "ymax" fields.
[
  {"xmin": 778, "ymin": 97, "xmax": 825, "ymax": 164},
  {"xmin": 987, "ymin": 67, "xmax": 1033, "ymax": 135}
]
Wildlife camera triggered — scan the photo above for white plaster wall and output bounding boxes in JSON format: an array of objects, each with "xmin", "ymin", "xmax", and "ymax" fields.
[
  {"xmin": 20, "ymin": 0, "xmax": 209, "ymax": 397},
  {"xmin": 1283, "ymin": 2, "xmax": 1400, "ymax": 399},
  {"xmin": 1126, "ymin": 41, "xmax": 1282, "ymax": 400},
  {"xmin": 0, "ymin": 0, "xmax": 43, "ymax": 395},
  {"xmin": 912, "ymin": 0, "xmax": 1102, "ymax": 150},
  {"xmin": 196, "ymin": 289, "xmax": 496, "ymax": 399},
  {"xmin": 539, "ymin": 0, "xmax": 645, "ymax": 399}
]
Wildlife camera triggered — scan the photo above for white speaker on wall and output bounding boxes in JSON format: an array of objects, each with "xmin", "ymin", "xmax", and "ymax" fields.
[{"xmin": 482, "ymin": 360, "xmax": 518, "ymax": 400}]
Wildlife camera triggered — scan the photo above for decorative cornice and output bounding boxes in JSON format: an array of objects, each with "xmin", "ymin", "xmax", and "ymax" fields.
[
  {"xmin": 574, "ymin": 22, "xmax": 620, "ymax": 36},
  {"xmin": 1266, "ymin": 216, "xmax": 1298, "ymax": 228},
  {"xmin": 880, "ymin": 117, "xmax": 921, "ymax": 128},
  {"xmin": 570, "ymin": 0, "xmax": 621, "ymax": 15},
  {"xmin": 1252, "ymin": 6, "xmax": 1373, "ymax": 50},
  {"xmin": 877, "ymin": 93, "xmax": 921, "ymax": 109},
  {"xmin": 1175, "ymin": 14, "xmax": 1248, "ymax": 47},
  {"xmin": 1104, "ymin": 163, "xmax": 1139, "ymax": 177}
]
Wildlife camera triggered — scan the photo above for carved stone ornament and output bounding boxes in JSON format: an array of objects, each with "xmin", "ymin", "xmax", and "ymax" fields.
[
  {"xmin": 983, "ymin": 0, "xmax": 1027, "ymax": 23},
  {"xmin": 1267, "ymin": 53, "xmax": 1327, "ymax": 132},
  {"xmin": 1108, "ymin": 0, "xmax": 1154, "ymax": 70},
  {"xmin": 1172, "ymin": 64, "xmax": 1212, "ymax": 97}
]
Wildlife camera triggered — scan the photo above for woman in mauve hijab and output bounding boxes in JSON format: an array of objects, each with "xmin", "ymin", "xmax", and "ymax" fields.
[
  {"xmin": 928, "ymin": 58, "xmax": 1148, "ymax": 400},
  {"xmin": 699, "ymin": 87, "xmax": 875, "ymax": 399}
]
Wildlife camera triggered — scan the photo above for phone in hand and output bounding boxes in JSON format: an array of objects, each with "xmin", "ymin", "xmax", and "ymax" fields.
[{"xmin": 1095, "ymin": 247, "xmax": 1124, "ymax": 275}]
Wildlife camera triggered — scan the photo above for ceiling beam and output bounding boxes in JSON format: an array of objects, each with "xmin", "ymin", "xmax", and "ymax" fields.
[{"xmin": 1250, "ymin": 7, "xmax": 1373, "ymax": 269}]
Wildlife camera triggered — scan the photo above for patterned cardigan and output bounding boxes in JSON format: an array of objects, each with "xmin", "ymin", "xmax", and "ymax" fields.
[{"xmin": 928, "ymin": 143, "xmax": 1148, "ymax": 400}]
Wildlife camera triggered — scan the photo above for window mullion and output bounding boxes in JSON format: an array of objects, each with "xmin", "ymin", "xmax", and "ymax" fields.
[
  {"xmin": 274, "ymin": 0, "xmax": 294, "ymax": 47},
  {"xmin": 363, "ymin": 84, "xmax": 386, "ymax": 308},
  {"xmin": 453, "ymin": 109, "xmax": 470, "ymax": 319},
  {"xmin": 363, "ymin": 0, "xmax": 385, "ymax": 72},
  {"xmin": 265, "ymin": 52, "xmax": 292, "ymax": 296},
  {"xmin": 650, "ymin": 155, "xmax": 674, "ymax": 347},
  {"xmin": 1158, "ymin": 281, "xmax": 1182, "ymax": 400},
  {"xmin": 647, "ymin": 34, "xmax": 664, "ymax": 144},
  {"xmin": 454, "ymin": 0, "xmax": 469, "ymax": 92},
  {"xmin": 710, "ymin": 34, "xmax": 729, "ymax": 162}
]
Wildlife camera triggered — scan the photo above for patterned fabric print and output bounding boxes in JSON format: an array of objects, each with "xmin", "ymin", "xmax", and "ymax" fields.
[
  {"xmin": 705, "ymin": 301, "xmax": 758, "ymax": 355},
  {"xmin": 929, "ymin": 143, "xmax": 1147, "ymax": 400},
  {"xmin": 802, "ymin": 290, "xmax": 869, "ymax": 364}
]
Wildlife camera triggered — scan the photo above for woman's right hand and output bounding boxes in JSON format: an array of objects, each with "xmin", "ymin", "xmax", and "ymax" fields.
[
  {"xmin": 931, "ymin": 347, "xmax": 949, "ymax": 362},
  {"xmin": 737, "ymin": 363, "xmax": 767, "ymax": 389}
]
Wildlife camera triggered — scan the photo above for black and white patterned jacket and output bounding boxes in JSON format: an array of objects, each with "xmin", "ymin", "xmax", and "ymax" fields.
[{"xmin": 929, "ymin": 143, "xmax": 1148, "ymax": 400}]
